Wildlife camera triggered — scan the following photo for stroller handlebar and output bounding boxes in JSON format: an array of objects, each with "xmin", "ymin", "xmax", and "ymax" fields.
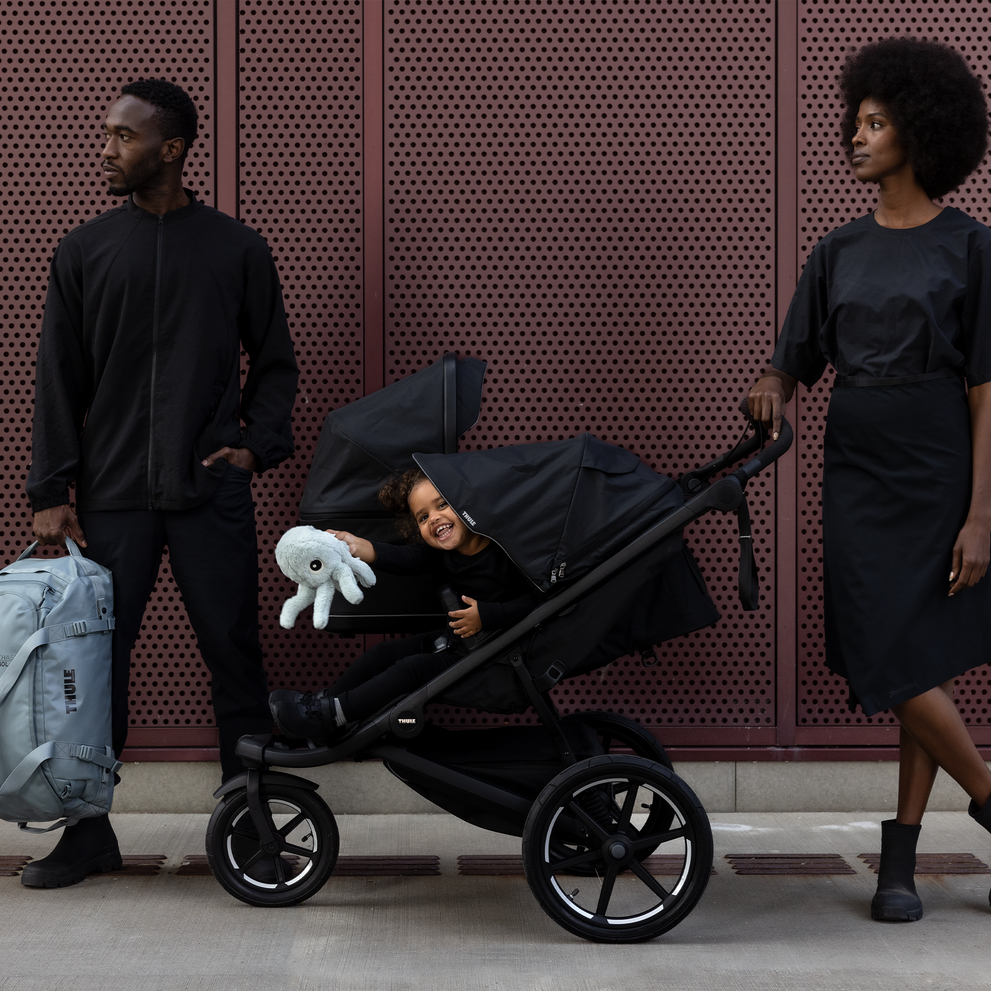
[{"xmin": 734, "ymin": 415, "xmax": 794, "ymax": 481}]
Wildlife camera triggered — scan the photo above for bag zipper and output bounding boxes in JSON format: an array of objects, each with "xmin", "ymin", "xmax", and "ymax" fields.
[{"xmin": 550, "ymin": 489, "xmax": 671, "ymax": 584}]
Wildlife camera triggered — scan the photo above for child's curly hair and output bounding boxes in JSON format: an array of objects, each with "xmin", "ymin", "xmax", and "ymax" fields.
[
  {"xmin": 839, "ymin": 37, "xmax": 988, "ymax": 200},
  {"xmin": 378, "ymin": 468, "xmax": 428, "ymax": 542}
]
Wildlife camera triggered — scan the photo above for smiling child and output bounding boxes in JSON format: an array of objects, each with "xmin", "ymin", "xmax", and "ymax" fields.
[{"xmin": 269, "ymin": 468, "xmax": 536, "ymax": 740}]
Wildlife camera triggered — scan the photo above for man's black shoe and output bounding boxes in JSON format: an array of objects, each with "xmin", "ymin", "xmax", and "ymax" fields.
[{"xmin": 20, "ymin": 814, "xmax": 122, "ymax": 888}]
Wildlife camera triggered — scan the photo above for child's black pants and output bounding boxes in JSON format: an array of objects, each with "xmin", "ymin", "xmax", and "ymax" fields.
[{"xmin": 333, "ymin": 632, "xmax": 459, "ymax": 722}]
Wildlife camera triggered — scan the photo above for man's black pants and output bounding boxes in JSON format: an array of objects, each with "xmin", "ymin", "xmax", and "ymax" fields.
[{"xmin": 81, "ymin": 465, "xmax": 272, "ymax": 781}]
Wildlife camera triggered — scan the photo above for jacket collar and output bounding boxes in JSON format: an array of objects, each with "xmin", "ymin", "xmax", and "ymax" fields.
[{"xmin": 125, "ymin": 188, "xmax": 201, "ymax": 223}]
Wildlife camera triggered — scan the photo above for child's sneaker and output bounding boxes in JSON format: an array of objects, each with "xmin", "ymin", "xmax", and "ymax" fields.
[{"xmin": 269, "ymin": 689, "xmax": 339, "ymax": 742}]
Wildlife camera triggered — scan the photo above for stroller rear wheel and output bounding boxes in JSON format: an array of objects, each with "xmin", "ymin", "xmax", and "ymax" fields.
[
  {"xmin": 521, "ymin": 755, "xmax": 712, "ymax": 943},
  {"xmin": 564, "ymin": 710, "xmax": 672, "ymax": 768},
  {"xmin": 206, "ymin": 783, "xmax": 339, "ymax": 907}
]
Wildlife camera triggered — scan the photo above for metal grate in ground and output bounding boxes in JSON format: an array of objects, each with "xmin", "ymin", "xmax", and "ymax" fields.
[
  {"xmin": 0, "ymin": 855, "xmax": 31, "ymax": 877},
  {"xmin": 458, "ymin": 855, "xmax": 717, "ymax": 877},
  {"xmin": 860, "ymin": 853, "xmax": 991, "ymax": 875},
  {"xmin": 175, "ymin": 854, "xmax": 440, "ymax": 877},
  {"xmin": 90, "ymin": 855, "xmax": 167, "ymax": 877},
  {"xmin": 726, "ymin": 854, "xmax": 856, "ymax": 875}
]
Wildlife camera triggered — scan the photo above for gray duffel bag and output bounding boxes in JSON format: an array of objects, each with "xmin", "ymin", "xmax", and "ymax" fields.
[{"xmin": 0, "ymin": 538, "xmax": 120, "ymax": 833}]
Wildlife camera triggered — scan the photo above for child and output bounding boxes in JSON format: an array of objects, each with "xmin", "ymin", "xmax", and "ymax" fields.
[{"xmin": 269, "ymin": 468, "xmax": 537, "ymax": 741}]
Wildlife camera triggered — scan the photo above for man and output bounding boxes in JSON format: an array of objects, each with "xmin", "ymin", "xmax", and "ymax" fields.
[{"xmin": 23, "ymin": 79, "xmax": 299, "ymax": 887}]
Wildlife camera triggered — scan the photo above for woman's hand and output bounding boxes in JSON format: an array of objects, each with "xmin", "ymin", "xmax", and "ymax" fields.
[
  {"xmin": 954, "ymin": 382, "xmax": 991, "ymax": 595},
  {"xmin": 325, "ymin": 529, "xmax": 376, "ymax": 564},
  {"xmin": 748, "ymin": 369, "xmax": 797, "ymax": 441},
  {"xmin": 949, "ymin": 520, "xmax": 991, "ymax": 595},
  {"xmin": 449, "ymin": 595, "xmax": 481, "ymax": 638}
]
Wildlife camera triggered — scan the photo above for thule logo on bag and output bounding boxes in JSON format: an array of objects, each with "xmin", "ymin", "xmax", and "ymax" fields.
[
  {"xmin": 63, "ymin": 669, "xmax": 77, "ymax": 713},
  {"xmin": 461, "ymin": 511, "xmax": 476, "ymax": 526},
  {"xmin": 0, "ymin": 655, "xmax": 12, "ymax": 667}
]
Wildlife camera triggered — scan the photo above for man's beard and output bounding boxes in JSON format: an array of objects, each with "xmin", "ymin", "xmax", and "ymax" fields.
[{"xmin": 106, "ymin": 154, "xmax": 163, "ymax": 197}]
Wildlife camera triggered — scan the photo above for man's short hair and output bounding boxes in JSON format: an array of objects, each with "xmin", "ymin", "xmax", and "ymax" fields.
[{"xmin": 120, "ymin": 78, "xmax": 199, "ymax": 158}]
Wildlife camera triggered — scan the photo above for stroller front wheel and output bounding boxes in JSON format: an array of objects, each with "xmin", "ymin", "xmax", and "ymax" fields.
[
  {"xmin": 521, "ymin": 755, "xmax": 712, "ymax": 943},
  {"xmin": 206, "ymin": 783, "xmax": 339, "ymax": 907}
]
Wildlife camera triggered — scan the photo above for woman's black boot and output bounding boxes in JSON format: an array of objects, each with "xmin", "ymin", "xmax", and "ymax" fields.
[
  {"xmin": 871, "ymin": 819, "xmax": 923, "ymax": 922},
  {"xmin": 967, "ymin": 796, "xmax": 991, "ymax": 907}
]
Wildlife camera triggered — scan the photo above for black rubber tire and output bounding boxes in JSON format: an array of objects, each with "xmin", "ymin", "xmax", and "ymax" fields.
[
  {"xmin": 521, "ymin": 754, "xmax": 712, "ymax": 943},
  {"xmin": 205, "ymin": 784, "xmax": 339, "ymax": 907},
  {"xmin": 564, "ymin": 710, "xmax": 673, "ymax": 768}
]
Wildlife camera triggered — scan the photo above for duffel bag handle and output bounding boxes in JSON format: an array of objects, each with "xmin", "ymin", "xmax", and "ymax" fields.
[{"xmin": 16, "ymin": 538, "xmax": 82, "ymax": 562}]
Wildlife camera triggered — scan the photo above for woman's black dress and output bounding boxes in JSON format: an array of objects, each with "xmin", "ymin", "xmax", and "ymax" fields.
[{"xmin": 772, "ymin": 207, "xmax": 991, "ymax": 715}]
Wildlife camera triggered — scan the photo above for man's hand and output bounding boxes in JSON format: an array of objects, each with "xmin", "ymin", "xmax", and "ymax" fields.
[
  {"xmin": 33, "ymin": 504, "xmax": 87, "ymax": 548},
  {"xmin": 201, "ymin": 446, "xmax": 261, "ymax": 472},
  {"xmin": 449, "ymin": 595, "xmax": 481, "ymax": 638}
]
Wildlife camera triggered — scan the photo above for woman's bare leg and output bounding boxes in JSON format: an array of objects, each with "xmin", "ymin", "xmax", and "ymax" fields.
[
  {"xmin": 894, "ymin": 682, "xmax": 949, "ymax": 825},
  {"xmin": 892, "ymin": 680, "xmax": 991, "ymax": 814}
]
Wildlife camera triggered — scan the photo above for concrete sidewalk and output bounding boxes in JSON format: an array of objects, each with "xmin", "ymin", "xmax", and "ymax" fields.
[{"xmin": 1, "ymin": 811, "xmax": 988, "ymax": 991}]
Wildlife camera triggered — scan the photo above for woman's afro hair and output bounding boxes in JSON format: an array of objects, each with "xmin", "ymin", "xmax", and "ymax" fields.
[
  {"xmin": 378, "ymin": 468, "xmax": 428, "ymax": 542},
  {"xmin": 120, "ymin": 78, "xmax": 199, "ymax": 159},
  {"xmin": 839, "ymin": 36, "xmax": 988, "ymax": 199}
]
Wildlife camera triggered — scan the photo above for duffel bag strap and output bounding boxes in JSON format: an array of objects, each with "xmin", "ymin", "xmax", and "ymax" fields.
[
  {"xmin": 0, "ymin": 741, "xmax": 122, "ymax": 834},
  {"xmin": 0, "ymin": 618, "xmax": 116, "ymax": 708}
]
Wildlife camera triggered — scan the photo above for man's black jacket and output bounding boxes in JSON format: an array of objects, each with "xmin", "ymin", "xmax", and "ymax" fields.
[{"xmin": 27, "ymin": 192, "xmax": 299, "ymax": 513}]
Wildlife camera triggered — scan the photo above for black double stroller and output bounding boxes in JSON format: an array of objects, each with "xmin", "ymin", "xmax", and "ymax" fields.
[{"xmin": 205, "ymin": 355, "xmax": 792, "ymax": 943}]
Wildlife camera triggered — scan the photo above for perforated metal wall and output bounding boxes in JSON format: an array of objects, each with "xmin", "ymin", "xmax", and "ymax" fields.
[
  {"xmin": 8, "ymin": 2, "xmax": 988, "ymax": 757},
  {"xmin": 237, "ymin": 0, "xmax": 369, "ymax": 708},
  {"xmin": 795, "ymin": 3, "xmax": 991, "ymax": 732},
  {"xmin": 0, "ymin": 0, "xmax": 218, "ymax": 742},
  {"xmin": 383, "ymin": 2, "xmax": 778, "ymax": 731}
]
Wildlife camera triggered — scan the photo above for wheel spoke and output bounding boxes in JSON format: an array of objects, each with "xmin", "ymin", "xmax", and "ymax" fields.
[
  {"xmin": 594, "ymin": 864, "xmax": 620, "ymax": 917},
  {"xmin": 282, "ymin": 842, "xmax": 315, "ymax": 860},
  {"xmin": 628, "ymin": 859, "xmax": 672, "ymax": 900},
  {"xmin": 277, "ymin": 812, "xmax": 307, "ymax": 838},
  {"xmin": 617, "ymin": 782, "xmax": 639, "ymax": 830},
  {"xmin": 231, "ymin": 821, "xmax": 260, "ymax": 842},
  {"xmin": 566, "ymin": 799, "xmax": 612, "ymax": 841},
  {"xmin": 545, "ymin": 847, "xmax": 601, "ymax": 873},
  {"xmin": 632, "ymin": 826, "xmax": 686, "ymax": 852}
]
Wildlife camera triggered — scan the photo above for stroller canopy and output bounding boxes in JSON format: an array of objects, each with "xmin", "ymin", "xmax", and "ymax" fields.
[
  {"xmin": 299, "ymin": 356, "xmax": 487, "ymax": 522},
  {"xmin": 415, "ymin": 434, "xmax": 683, "ymax": 593}
]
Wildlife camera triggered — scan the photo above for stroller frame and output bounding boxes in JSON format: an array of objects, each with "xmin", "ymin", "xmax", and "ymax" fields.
[{"xmin": 206, "ymin": 413, "xmax": 793, "ymax": 943}]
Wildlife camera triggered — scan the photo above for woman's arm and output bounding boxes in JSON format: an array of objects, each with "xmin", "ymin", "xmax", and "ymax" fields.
[
  {"xmin": 949, "ymin": 381, "xmax": 991, "ymax": 595},
  {"xmin": 747, "ymin": 368, "xmax": 798, "ymax": 441}
]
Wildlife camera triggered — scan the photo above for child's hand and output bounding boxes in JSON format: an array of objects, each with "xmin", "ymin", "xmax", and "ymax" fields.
[
  {"xmin": 449, "ymin": 595, "xmax": 481, "ymax": 638},
  {"xmin": 325, "ymin": 529, "xmax": 376, "ymax": 564}
]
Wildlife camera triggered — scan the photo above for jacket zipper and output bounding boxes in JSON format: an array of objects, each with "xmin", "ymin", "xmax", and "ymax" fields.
[{"xmin": 147, "ymin": 216, "xmax": 164, "ymax": 509}]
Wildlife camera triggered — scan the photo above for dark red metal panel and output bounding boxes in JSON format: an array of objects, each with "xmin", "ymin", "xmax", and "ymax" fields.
[
  {"xmin": 0, "ymin": 0, "xmax": 218, "ymax": 747},
  {"xmin": 8, "ymin": 1, "xmax": 987, "ymax": 759},
  {"xmin": 794, "ymin": 2, "xmax": 991, "ymax": 743},
  {"xmin": 236, "ymin": 0, "xmax": 370, "ymax": 711},
  {"xmin": 382, "ymin": 2, "xmax": 779, "ymax": 738}
]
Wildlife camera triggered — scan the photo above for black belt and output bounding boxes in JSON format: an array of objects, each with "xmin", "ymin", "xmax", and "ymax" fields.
[{"xmin": 834, "ymin": 368, "xmax": 961, "ymax": 389}]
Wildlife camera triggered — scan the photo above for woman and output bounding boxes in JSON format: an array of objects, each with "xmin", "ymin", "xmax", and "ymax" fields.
[{"xmin": 749, "ymin": 36, "xmax": 991, "ymax": 922}]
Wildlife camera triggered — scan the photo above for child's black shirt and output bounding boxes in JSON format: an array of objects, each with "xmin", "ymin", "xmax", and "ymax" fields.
[{"xmin": 370, "ymin": 540, "xmax": 537, "ymax": 631}]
